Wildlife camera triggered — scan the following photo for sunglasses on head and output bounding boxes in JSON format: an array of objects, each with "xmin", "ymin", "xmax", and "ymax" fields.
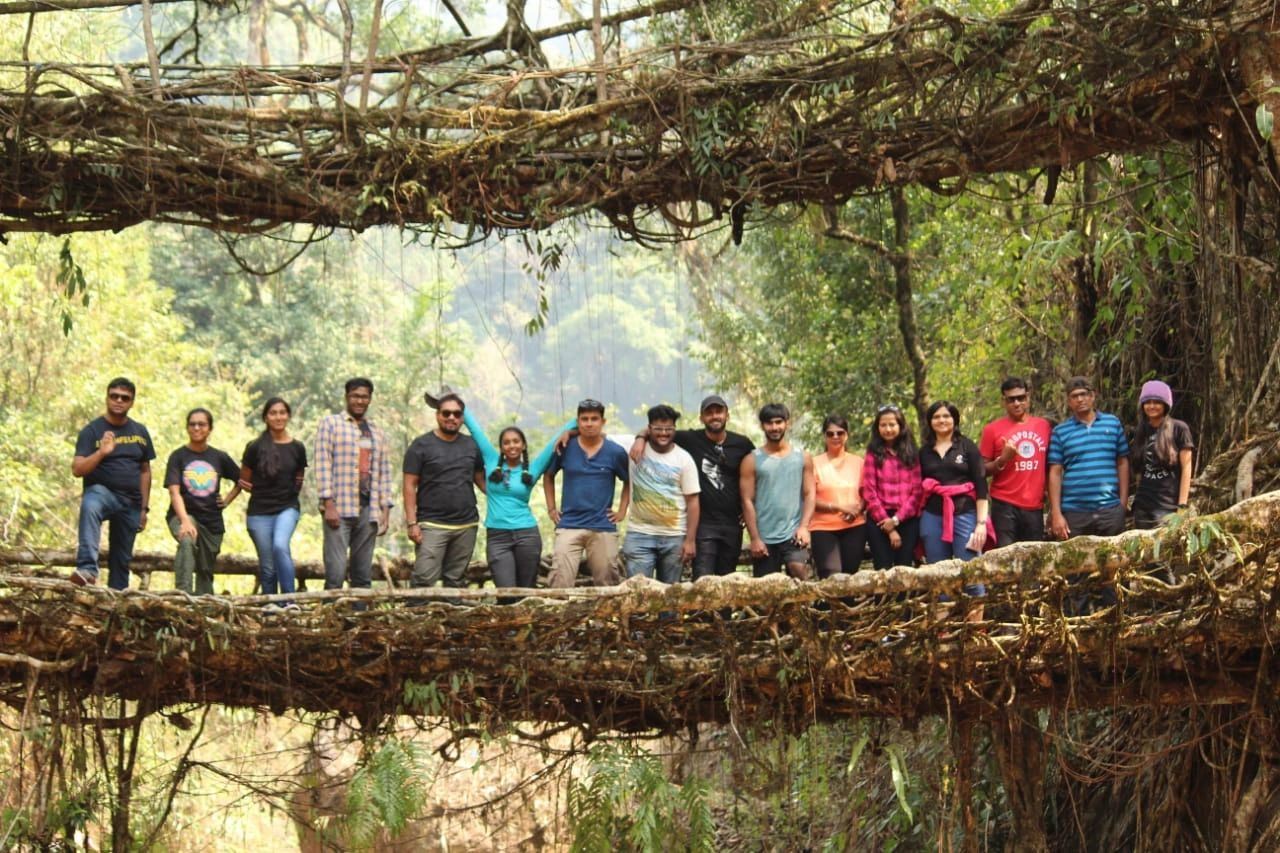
[
  {"xmin": 578, "ymin": 398, "xmax": 603, "ymax": 410},
  {"xmin": 876, "ymin": 405, "xmax": 900, "ymax": 414}
]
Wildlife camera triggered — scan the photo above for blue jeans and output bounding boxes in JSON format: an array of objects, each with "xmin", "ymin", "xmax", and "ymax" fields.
[
  {"xmin": 246, "ymin": 508, "xmax": 300, "ymax": 595},
  {"xmin": 920, "ymin": 509, "xmax": 985, "ymax": 597},
  {"xmin": 623, "ymin": 532, "xmax": 685, "ymax": 584},
  {"xmin": 76, "ymin": 484, "xmax": 142, "ymax": 590}
]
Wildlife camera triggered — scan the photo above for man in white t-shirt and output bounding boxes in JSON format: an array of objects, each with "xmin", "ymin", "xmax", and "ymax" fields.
[{"xmin": 623, "ymin": 405, "xmax": 701, "ymax": 583}]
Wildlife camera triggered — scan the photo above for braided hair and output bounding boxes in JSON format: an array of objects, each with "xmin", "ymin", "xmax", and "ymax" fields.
[{"xmin": 489, "ymin": 426, "xmax": 534, "ymax": 486}]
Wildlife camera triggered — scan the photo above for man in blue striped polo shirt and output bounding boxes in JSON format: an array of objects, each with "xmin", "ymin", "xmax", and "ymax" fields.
[{"xmin": 1047, "ymin": 376, "xmax": 1130, "ymax": 540}]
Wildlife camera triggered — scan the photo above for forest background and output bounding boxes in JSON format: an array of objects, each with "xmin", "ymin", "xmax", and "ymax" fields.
[{"xmin": 2, "ymin": 0, "xmax": 1270, "ymax": 848}]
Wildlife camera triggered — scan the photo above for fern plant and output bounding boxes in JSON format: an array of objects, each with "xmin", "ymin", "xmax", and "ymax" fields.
[
  {"xmin": 568, "ymin": 742, "xmax": 715, "ymax": 852},
  {"xmin": 342, "ymin": 738, "xmax": 431, "ymax": 849}
]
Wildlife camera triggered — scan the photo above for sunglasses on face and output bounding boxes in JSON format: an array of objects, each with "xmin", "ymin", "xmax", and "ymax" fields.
[
  {"xmin": 825, "ymin": 430, "xmax": 847, "ymax": 438},
  {"xmin": 108, "ymin": 393, "xmax": 133, "ymax": 402},
  {"xmin": 187, "ymin": 421, "xmax": 210, "ymax": 429},
  {"xmin": 1004, "ymin": 393, "xmax": 1028, "ymax": 403},
  {"xmin": 439, "ymin": 409, "xmax": 464, "ymax": 419}
]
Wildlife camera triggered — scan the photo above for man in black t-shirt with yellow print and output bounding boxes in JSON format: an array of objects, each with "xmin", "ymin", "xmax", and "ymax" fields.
[{"xmin": 71, "ymin": 377, "xmax": 156, "ymax": 589}]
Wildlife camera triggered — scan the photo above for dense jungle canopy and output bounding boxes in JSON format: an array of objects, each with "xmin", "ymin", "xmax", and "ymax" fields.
[{"xmin": 4, "ymin": 0, "xmax": 1280, "ymax": 849}]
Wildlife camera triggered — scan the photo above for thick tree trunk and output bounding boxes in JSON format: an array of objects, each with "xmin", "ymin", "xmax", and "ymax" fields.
[
  {"xmin": 889, "ymin": 186, "xmax": 929, "ymax": 427},
  {"xmin": 110, "ymin": 709, "xmax": 143, "ymax": 852},
  {"xmin": 1071, "ymin": 160, "xmax": 1099, "ymax": 371},
  {"xmin": 991, "ymin": 709, "xmax": 1049, "ymax": 853}
]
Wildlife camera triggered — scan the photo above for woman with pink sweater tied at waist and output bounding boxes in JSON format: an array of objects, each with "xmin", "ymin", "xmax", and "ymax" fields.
[{"xmin": 919, "ymin": 401, "xmax": 990, "ymax": 608}]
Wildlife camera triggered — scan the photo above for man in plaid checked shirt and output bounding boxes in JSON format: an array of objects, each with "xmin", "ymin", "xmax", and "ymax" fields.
[{"xmin": 315, "ymin": 377, "xmax": 394, "ymax": 590}]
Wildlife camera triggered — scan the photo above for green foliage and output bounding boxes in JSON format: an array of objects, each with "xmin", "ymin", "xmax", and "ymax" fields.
[
  {"xmin": 343, "ymin": 738, "xmax": 432, "ymax": 848},
  {"xmin": 57, "ymin": 237, "xmax": 90, "ymax": 335},
  {"xmin": 150, "ymin": 228, "xmax": 389, "ymax": 421},
  {"xmin": 568, "ymin": 742, "xmax": 715, "ymax": 853},
  {"xmin": 0, "ymin": 231, "xmax": 252, "ymax": 560},
  {"xmin": 402, "ymin": 678, "xmax": 446, "ymax": 716},
  {"xmin": 0, "ymin": 779, "xmax": 100, "ymax": 850},
  {"xmin": 696, "ymin": 190, "xmax": 1056, "ymax": 441},
  {"xmin": 1256, "ymin": 103, "xmax": 1274, "ymax": 140}
]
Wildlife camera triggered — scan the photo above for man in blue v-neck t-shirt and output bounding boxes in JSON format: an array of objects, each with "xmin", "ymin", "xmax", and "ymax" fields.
[{"xmin": 543, "ymin": 398, "xmax": 631, "ymax": 588}]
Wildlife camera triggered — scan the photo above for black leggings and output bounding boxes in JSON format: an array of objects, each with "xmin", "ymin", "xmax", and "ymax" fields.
[
  {"xmin": 866, "ymin": 517, "xmax": 920, "ymax": 569},
  {"xmin": 810, "ymin": 526, "xmax": 868, "ymax": 578}
]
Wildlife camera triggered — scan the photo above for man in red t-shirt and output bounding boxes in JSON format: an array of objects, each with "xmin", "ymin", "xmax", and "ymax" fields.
[{"xmin": 979, "ymin": 377, "xmax": 1053, "ymax": 547}]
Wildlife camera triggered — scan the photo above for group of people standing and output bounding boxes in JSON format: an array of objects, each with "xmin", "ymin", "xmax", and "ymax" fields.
[
  {"xmin": 71, "ymin": 378, "xmax": 309, "ymax": 595},
  {"xmin": 69, "ymin": 373, "xmax": 1194, "ymax": 599}
]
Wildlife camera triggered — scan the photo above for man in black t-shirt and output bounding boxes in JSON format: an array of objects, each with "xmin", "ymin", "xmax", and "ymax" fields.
[
  {"xmin": 402, "ymin": 393, "xmax": 486, "ymax": 588},
  {"xmin": 630, "ymin": 395, "xmax": 755, "ymax": 579},
  {"xmin": 72, "ymin": 377, "xmax": 157, "ymax": 589}
]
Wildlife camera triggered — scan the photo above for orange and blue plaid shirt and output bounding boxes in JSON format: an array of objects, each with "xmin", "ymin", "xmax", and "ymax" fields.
[{"xmin": 313, "ymin": 411, "xmax": 394, "ymax": 517}]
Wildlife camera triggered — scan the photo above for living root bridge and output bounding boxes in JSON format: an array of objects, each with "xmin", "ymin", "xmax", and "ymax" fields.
[
  {"xmin": 1, "ymin": 492, "xmax": 1279, "ymax": 733},
  {"xmin": 0, "ymin": 0, "xmax": 1275, "ymax": 238}
]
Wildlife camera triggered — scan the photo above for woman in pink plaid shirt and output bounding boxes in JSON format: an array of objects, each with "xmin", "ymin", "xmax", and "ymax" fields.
[{"xmin": 860, "ymin": 405, "xmax": 923, "ymax": 569}]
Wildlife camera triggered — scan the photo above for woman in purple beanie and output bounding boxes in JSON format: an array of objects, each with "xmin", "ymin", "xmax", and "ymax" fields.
[{"xmin": 1131, "ymin": 380, "xmax": 1195, "ymax": 528}]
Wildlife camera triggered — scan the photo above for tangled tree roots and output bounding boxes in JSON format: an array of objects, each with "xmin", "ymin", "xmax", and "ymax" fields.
[
  {"xmin": 1, "ymin": 492, "xmax": 1279, "ymax": 735},
  {"xmin": 1, "ymin": 0, "xmax": 1276, "ymax": 239}
]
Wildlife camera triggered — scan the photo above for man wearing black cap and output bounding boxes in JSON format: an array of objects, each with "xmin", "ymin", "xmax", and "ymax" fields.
[{"xmin": 630, "ymin": 394, "xmax": 755, "ymax": 578}]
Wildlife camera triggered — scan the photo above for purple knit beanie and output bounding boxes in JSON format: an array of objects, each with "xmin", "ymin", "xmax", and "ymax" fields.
[{"xmin": 1138, "ymin": 380, "xmax": 1173, "ymax": 410}]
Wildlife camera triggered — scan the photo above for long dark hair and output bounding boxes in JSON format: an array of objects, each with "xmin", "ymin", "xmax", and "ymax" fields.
[
  {"xmin": 252, "ymin": 397, "xmax": 292, "ymax": 480},
  {"xmin": 1133, "ymin": 403, "xmax": 1180, "ymax": 468},
  {"xmin": 922, "ymin": 400, "xmax": 963, "ymax": 448},
  {"xmin": 489, "ymin": 426, "xmax": 533, "ymax": 486},
  {"xmin": 866, "ymin": 406, "xmax": 917, "ymax": 467}
]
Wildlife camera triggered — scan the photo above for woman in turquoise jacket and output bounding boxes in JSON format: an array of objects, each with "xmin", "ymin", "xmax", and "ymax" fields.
[{"xmin": 463, "ymin": 409, "xmax": 574, "ymax": 591}]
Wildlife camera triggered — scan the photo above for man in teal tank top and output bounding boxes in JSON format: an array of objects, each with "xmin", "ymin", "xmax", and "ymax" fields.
[{"xmin": 740, "ymin": 403, "xmax": 815, "ymax": 579}]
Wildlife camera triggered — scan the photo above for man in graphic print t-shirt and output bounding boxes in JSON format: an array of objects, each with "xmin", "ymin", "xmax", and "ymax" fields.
[
  {"xmin": 979, "ymin": 376, "xmax": 1052, "ymax": 546},
  {"xmin": 71, "ymin": 377, "xmax": 156, "ymax": 589},
  {"xmin": 623, "ymin": 405, "xmax": 701, "ymax": 584}
]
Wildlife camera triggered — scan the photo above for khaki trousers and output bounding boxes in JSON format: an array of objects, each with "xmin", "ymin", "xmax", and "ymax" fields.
[{"xmin": 549, "ymin": 528, "xmax": 621, "ymax": 588}]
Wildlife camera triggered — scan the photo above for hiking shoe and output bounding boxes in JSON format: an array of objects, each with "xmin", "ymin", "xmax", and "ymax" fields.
[{"xmin": 69, "ymin": 571, "xmax": 94, "ymax": 587}]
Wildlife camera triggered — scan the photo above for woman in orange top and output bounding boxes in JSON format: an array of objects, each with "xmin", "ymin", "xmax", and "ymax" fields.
[{"xmin": 810, "ymin": 415, "xmax": 867, "ymax": 577}]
